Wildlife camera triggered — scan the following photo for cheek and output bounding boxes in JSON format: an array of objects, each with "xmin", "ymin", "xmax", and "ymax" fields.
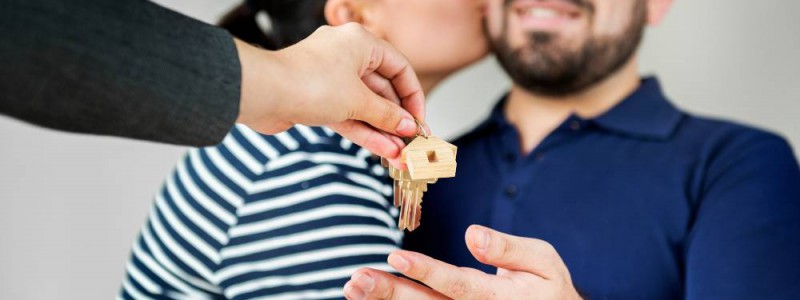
[
  {"xmin": 591, "ymin": 1, "xmax": 635, "ymax": 36},
  {"xmin": 385, "ymin": 3, "xmax": 487, "ymax": 74},
  {"xmin": 485, "ymin": 0, "xmax": 505, "ymax": 39}
]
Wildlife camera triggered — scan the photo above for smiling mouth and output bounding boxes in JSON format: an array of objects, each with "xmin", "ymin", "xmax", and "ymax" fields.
[
  {"xmin": 518, "ymin": 6, "xmax": 578, "ymax": 18},
  {"xmin": 509, "ymin": 0, "xmax": 585, "ymax": 29}
]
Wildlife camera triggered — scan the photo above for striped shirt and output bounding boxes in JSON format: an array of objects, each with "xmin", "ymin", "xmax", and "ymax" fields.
[{"xmin": 119, "ymin": 124, "xmax": 402, "ymax": 300}]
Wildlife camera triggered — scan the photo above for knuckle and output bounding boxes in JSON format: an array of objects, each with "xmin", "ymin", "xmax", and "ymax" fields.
[
  {"xmin": 381, "ymin": 278, "xmax": 397, "ymax": 300},
  {"xmin": 382, "ymin": 87, "xmax": 398, "ymax": 102},
  {"xmin": 381, "ymin": 102, "xmax": 398, "ymax": 122},
  {"xmin": 315, "ymin": 25, "xmax": 332, "ymax": 34},
  {"xmin": 538, "ymin": 240, "xmax": 559, "ymax": 260},
  {"xmin": 414, "ymin": 263, "xmax": 434, "ymax": 282},
  {"xmin": 341, "ymin": 22, "xmax": 363, "ymax": 34},
  {"xmin": 529, "ymin": 238, "xmax": 554, "ymax": 254},
  {"xmin": 486, "ymin": 235, "xmax": 514, "ymax": 262},
  {"xmin": 367, "ymin": 98, "xmax": 397, "ymax": 126},
  {"xmin": 473, "ymin": 288, "xmax": 498, "ymax": 300},
  {"xmin": 534, "ymin": 239, "xmax": 567, "ymax": 276},
  {"xmin": 444, "ymin": 278, "xmax": 470, "ymax": 299},
  {"xmin": 377, "ymin": 78, "xmax": 393, "ymax": 93},
  {"xmin": 540, "ymin": 240, "xmax": 556, "ymax": 252},
  {"xmin": 501, "ymin": 237, "xmax": 515, "ymax": 258}
]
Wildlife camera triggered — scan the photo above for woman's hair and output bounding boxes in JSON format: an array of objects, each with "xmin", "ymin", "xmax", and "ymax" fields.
[{"xmin": 219, "ymin": 0, "xmax": 328, "ymax": 50}]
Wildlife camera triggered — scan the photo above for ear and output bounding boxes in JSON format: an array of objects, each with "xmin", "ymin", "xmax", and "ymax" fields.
[
  {"xmin": 646, "ymin": 0, "xmax": 674, "ymax": 26},
  {"xmin": 324, "ymin": 0, "xmax": 385, "ymax": 37}
]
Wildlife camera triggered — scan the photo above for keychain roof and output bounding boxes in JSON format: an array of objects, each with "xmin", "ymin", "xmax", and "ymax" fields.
[{"xmin": 400, "ymin": 121, "xmax": 457, "ymax": 180}]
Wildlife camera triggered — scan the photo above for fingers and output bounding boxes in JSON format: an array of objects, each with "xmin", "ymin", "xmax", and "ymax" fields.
[
  {"xmin": 387, "ymin": 250, "xmax": 504, "ymax": 300},
  {"xmin": 359, "ymin": 72, "xmax": 417, "ymax": 143},
  {"xmin": 351, "ymin": 82, "xmax": 418, "ymax": 138},
  {"xmin": 336, "ymin": 23, "xmax": 425, "ymax": 133},
  {"xmin": 384, "ymin": 157, "xmax": 406, "ymax": 170},
  {"xmin": 362, "ymin": 72, "xmax": 401, "ymax": 104},
  {"xmin": 329, "ymin": 120, "xmax": 405, "ymax": 159},
  {"xmin": 344, "ymin": 268, "xmax": 448, "ymax": 300},
  {"xmin": 365, "ymin": 38, "xmax": 426, "ymax": 123},
  {"xmin": 464, "ymin": 225, "xmax": 567, "ymax": 279}
]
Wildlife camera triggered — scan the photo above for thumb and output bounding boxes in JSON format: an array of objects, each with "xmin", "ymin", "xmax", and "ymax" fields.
[
  {"xmin": 464, "ymin": 225, "xmax": 567, "ymax": 280},
  {"xmin": 352, "ymin": 83, "xmax": 418, "ymax": 138}
]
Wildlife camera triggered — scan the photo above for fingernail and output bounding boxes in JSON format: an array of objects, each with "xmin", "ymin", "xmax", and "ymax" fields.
[
  {"xmin": 474, "ymin": 227, "xmax": 490, "ymax": 250},
  {"xmin": 344, "ymin": 281, "xmax": 366, "ymax": 300},
  {"xmin": 388, "ymin": 253, "xmax": 410, "ymax": 272},
  {"xmin": 352, "ymin": 272, "xmax": 374, "ymax": 292},
  {"xmin": 395, "ymin": 118, "xmax": 415, "ymax": 135}
]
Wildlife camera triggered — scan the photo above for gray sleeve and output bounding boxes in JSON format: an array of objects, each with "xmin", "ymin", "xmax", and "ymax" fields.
[{"xmin": 0, "ymin": 0, "xmax": 242, "ymax": 146}]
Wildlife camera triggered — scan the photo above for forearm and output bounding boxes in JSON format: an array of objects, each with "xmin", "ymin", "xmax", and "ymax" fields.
[{"xmin": 0, "ymin": 0, "xmax": 241, "ymax": 146}]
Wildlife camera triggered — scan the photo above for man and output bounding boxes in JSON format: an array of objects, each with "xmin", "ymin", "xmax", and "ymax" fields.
[{"xmin": 344, "ymin": 0, "xmax": 800, "ymax": 299}]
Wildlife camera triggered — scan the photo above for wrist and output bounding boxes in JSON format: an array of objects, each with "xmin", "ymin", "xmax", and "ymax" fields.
[{"xmin": 234, "ymin": 38, "xmax": 289, "ymax": 129}]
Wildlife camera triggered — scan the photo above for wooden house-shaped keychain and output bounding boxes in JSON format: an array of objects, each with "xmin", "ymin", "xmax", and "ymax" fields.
[
  {"xmin": 388, "ymin": 120, "xmax": 459, "ymax": 231},
  {"xmin": 402, "ymin": 136, "xmax": 458, "ymax": 180}
]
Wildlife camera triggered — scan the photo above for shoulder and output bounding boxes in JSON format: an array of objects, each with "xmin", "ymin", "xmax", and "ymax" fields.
[
  {"xmin": 676, "ymin": 114, "xmax": 795, "ymax": 162},
  {"xmin": 677, "ymin": 114, "xmax": 800, "ymax": 192},
  {"xmin": 181, "ymin": 125, "xmax": 378, "ymax": 194},
  {"xmin": 197, "ymin": 124, "xmax": 370, "ymax": 172}
]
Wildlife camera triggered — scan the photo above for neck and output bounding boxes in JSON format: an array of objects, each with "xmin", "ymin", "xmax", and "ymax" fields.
[{"xmin": 505, "ymin": 56, "xmax": 641, "ymax": 154}]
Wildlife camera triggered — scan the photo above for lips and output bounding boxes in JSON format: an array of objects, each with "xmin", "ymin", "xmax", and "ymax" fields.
[{"xmin": 509, "ymin": 0, "xmax": 585, "ymax": 30}]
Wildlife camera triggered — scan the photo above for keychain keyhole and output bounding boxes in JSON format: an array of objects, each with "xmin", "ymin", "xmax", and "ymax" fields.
[{"xmin": 426, "ymin": 150, "xmax": 438, "ymax": 163}]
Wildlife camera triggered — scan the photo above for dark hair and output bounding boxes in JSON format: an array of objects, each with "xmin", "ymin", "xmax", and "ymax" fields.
[{"xmin": 219, "ymin": 0, "xmax": 328, "ymax": 50}]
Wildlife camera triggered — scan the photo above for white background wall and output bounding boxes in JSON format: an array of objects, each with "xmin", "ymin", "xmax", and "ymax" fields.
[{"xmin": 1, "ymin": 1, "xmax": 798, "ymax": 299}]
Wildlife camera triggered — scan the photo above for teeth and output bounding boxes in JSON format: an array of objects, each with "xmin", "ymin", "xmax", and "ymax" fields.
[{"xmin": 527, "ymin": 8, "xmax": 560, "ymax": 18}]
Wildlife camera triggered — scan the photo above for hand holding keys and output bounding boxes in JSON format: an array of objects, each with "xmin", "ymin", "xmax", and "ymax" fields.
[{"xmin": 385, "ymin": 121, "xmax": 457, "ymax": 232}]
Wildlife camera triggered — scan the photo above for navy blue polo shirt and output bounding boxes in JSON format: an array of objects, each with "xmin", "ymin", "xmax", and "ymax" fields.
[{"xmin": 404, "ymin": 78, "xmax": 800, "ymax": 299}]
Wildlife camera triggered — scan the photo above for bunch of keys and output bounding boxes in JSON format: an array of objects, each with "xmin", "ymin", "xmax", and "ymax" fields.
[{"xmin": 383, "ymin": 121, "xmax": 457, "ymax": 232}]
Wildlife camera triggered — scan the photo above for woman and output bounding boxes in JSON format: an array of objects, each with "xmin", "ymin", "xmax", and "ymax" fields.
[{"xmin": 119, "ymin": 0, "xmax": 487, "ymax": 299}]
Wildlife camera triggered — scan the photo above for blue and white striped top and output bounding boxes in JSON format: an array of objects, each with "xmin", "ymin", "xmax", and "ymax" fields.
[{"xmin": 119, "ymin": 124, "xmax": 402, "ymax": 300}]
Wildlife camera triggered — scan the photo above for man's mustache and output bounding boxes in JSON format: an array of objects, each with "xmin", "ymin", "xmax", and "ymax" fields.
[{"xmin": 503, "ymin": 0, "xmax": 594, "ymax": 13}]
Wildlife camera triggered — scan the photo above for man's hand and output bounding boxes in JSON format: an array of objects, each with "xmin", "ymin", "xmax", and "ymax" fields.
[
  {"xmin": 343, "ymin": 225, "xmax": 583, "ymax": 300},
  {"xmin": 235, "ymin": 23, "xmax": 426, "ymax": 166}
]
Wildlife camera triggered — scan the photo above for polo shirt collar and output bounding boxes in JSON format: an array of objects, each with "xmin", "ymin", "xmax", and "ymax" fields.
[
  {"xmin": 592, "ymin": 77, "xmax": 683, "ymax": 139},
  {"xmin": 485, "ymin": 77, "xmax": 683, "ymax": 140}
]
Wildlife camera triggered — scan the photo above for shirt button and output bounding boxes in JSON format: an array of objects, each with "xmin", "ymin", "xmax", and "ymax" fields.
[
  {"xmin": 570, "ymin": 120, "xmax": 581, "ymax": 131},
  {"xmin": 505, "ymin": 184, "xmax": 518, "ymax": 197}
]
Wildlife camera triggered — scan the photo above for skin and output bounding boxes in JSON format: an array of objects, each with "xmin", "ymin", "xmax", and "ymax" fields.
[
  {"xmin": 326, "ymin": 0, "xmax": 489, "ymax": 94},
  {"xmin": 493, "ymin": 0, "xmax": 673, "ymax": 154},
  {"xmin": 364, "ymin": 0, "xmax": 490, "ymax": 92},
  {"xmin": 324, "ymin": 0, "xmax": 488, "ymax": 166},
  {"xmin": 345, "ymin": 0, "xmax": 674, "ymax": 299},
  {"xmin": 347, "ymin": 225, "xmax": 582, "ymax": 300},
  {"xmin": 234, "ymin": 27, "xmax": 422, "ymax": 166},
  {"xmin": 235, "ymin": 0, "xmax": 488, "ymax": 168}
]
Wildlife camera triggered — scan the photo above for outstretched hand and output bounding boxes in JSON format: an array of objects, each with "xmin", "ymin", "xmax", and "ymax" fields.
[{"xmin": 343, "ymin": 225, "xmax": 583, "ymax": 300}]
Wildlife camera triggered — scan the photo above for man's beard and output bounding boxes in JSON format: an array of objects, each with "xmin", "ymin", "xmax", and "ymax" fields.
[{"xmin": 489, "ymin": 1, "xmax": 647, "ymax": 96}]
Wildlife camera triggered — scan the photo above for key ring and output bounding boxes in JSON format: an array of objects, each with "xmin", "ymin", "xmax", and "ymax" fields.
[{"xmin": 415, "ymin": 119, "xmax": 429, "ymax": 139}]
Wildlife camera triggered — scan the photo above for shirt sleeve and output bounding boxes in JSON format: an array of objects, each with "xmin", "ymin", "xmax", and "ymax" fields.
[
  {"xmin": 0, "ymin": 0, "xmax": 241, "ymax": 146},
  {"xmin": 684, "ymin": 133, "xmax": 800, "ymax": 299}
]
